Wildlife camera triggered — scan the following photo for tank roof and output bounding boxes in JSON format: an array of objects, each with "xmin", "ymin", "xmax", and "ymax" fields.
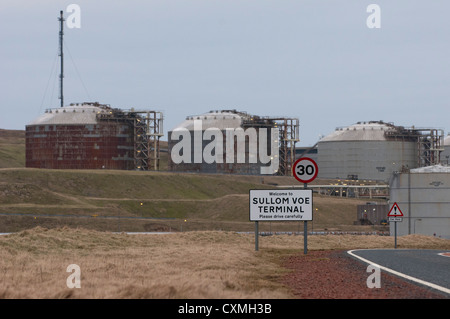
[
  {"xmin": 319, "ymin": 121, "xmax": 398, "ymax": 142},
  {"xmin": 27, "ymin": 103, "xmax": 112, "ymax": 126},
  {"xmin": 411, "ymin": 164, "xmax": 450, "ymax": 173},
  {"xmin": 170, "ymin": 110, "xmax": 249, "ymax": 131}
]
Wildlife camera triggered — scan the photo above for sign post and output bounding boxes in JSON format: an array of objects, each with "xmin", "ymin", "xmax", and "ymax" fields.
[
  {"xmin": 250, "ymin": 189, "xmax": 313, "ymax": 251},
  {"xmin": 255, "ymin": 221, "xmax": 259, "ymax": 251},
  {"xmin": 303, "ymin": 182, "xmax": 308, "ymax": 254},
  {"xmin": 292, "ymin": 157, "xmax": 318, "ymax": 254},
  {"xmin": 388, "ymin": 202, "xmax": 404, "ymax": 249}
]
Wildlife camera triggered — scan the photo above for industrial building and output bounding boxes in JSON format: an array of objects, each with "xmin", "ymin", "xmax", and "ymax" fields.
[
  {"xmin": 355, "ymin": 202, "xmax": 389, "ymax": 225},
  {"xmin": 294, "ymin": 146, "xmax": 318, "ymax": 164},
  {"xmin": 317, "ymin": 121, "xmax": 444, "ymax": 182},
  {"xmin": 442, "ymin": 133, "xmax": 450, "ymax": 164},
  {"xmin": 389, "ymin": 165, "xmax": 450, "ymax": 238},
  {"xmin": 168, "ymin": 110, "xmax": 299, "ymax": 175},
  {"xmin": 26, "ymin": 102, "xmax": 163, "ymax": 170}
]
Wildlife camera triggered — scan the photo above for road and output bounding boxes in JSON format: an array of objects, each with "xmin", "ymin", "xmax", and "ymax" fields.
[{"xmin": 348, "ymin": 249, "xmax": 450, "ymax": 295}]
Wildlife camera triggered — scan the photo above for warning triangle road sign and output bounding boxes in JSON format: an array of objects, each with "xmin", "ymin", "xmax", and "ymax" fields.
[{"xmin": 388, "ymin": 202, "xmax": 404, "ymax": 217}]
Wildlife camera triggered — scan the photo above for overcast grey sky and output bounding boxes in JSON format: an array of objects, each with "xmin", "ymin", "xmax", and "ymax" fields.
[{"xmin": 1, "ymin": 0, "xmax": 449, "ymax": 146}]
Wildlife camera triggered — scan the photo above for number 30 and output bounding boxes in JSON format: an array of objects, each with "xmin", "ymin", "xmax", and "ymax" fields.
[{"xmin": 297, "ymin": 164, "xmax": 314, "ymax": 175}]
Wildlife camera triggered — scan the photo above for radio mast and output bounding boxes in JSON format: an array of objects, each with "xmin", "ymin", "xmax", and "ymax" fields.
[{"xmin": 58, "ymin": 10, "xmax": 64, "ymax": 107}]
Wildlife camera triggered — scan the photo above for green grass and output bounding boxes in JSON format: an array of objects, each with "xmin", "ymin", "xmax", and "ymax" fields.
[
  {"xmin": 0, "ymin": 169, "xmax": 266, "ymax": 200},
  {"xmin": 0, "ymin": 168, "xmax": 271, "ymax": 229},
  {"xmin": 0, "ymin": 129, "xmax": 25, "ymax": 168},
  {"xmin": 0, "ymin": 167, "xmax": 381, "ymax": 233}
]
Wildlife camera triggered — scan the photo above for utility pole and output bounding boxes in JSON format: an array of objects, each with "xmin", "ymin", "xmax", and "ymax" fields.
[{"xmin": 58, "ymin": 10, "xmax": 64, "ymax": 108}]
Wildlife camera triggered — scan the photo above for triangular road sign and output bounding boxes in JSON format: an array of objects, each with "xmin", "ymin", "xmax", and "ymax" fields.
[{"xmin": 388, "ymin": 202, "xmax": 404, "ymax": 217}]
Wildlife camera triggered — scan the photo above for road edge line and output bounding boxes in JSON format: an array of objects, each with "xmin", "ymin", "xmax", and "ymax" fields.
[{"xmin": 347, "ymin": 249, "xmax": 450, "ymax": 295}]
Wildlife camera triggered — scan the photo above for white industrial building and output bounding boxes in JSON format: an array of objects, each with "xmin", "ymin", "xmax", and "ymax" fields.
[
  {"xmin": 389, "ymin": 165, "xmax": 450, "ymax": 239},
  {"xmin": 442, "ymin": 133, "xmax": 450, "ymax": 165}
]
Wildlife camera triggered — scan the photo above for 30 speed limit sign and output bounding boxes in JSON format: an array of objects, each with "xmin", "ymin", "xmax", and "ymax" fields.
[{"xmin": 293, "ymin": 157, "xmax": 318, "ymax": 184}]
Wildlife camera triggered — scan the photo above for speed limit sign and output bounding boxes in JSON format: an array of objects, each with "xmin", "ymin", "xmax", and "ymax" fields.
[{"xmin": 293, "ymin": 157, "xmax": 318, "ymax": 184}]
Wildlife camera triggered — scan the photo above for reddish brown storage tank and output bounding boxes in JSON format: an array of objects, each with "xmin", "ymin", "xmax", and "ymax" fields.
[{"xmin": 26, "ymin": 103, "xmax": 134, "ymax": 170}]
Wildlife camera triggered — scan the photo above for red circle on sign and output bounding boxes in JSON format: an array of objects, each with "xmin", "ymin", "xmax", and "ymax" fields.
[{"xmin": 292, "ymin": 157, "xmax": 318, "ymax": 184}]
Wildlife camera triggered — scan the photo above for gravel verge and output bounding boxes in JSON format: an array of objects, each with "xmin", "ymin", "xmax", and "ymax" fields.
[{"xmin": 282, "ymin": 250, "xmax": 449, "ymax": 299}]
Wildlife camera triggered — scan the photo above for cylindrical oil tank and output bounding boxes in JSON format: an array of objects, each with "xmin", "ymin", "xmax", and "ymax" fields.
[
  {"xmin": 317, "ymin": 121, "xmax": 417, "ymax": 182},
  {"xmin": 167, "ymin": 110, "xmax": 279, "ymax": 175},
  {"xmin": 389, "ymin": 165, "xmax": 450, "ymax": 238},
  {"xmin": 26, "ymin": 103, "xmax": 134, "ymax": 170}
]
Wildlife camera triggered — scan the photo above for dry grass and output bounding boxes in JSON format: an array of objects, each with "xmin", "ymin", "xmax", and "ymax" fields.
[{"xmin": 0, "ymin": 227, "xmax": 448, "ymax": 299}]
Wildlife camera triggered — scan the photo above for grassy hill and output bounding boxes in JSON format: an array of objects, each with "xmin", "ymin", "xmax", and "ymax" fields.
[
  {"xmin": 0, "ymin": 168, "xmax": 377, "ymax": 233},
  {"xmin": 0, "ymin": 129, "xmax": 25, "ymax": 168},
  {"xmin": 0, "ymin": 129, "xmax": 384, "ymax": 233}
]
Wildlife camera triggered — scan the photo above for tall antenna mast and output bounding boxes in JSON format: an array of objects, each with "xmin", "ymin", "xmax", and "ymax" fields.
[{"xmin": 58, "ymin": 10, "xmax": 65, "ymax": 108}]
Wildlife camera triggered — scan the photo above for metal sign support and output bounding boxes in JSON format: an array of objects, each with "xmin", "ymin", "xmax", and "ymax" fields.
[
  {"xmin": 255, "ymin": 221, "xmax": 259, "ymax": 251},
  {"xmin": 304, "ymin": 182, "xmax": 308, "ymax": 254},
  {"xmin": 394, "ymin": 221, "xmax": 397, "ymax": 249}
]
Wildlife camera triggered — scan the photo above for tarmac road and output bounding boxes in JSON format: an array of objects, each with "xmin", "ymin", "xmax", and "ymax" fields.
[{"xmin": 348, "ymin": 249, "xmax": 450, "ymax": 296}]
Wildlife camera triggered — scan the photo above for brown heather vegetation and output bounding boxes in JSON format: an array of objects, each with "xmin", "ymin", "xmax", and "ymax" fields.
[{"xmin": 0, "ymin": 227, "xmax": 449, "ymax": 299}]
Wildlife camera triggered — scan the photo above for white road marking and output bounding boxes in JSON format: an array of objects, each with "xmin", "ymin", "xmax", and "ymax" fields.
[{"xmin": 347, "ymin": 249, "xmax": 450, "ymax": 295}]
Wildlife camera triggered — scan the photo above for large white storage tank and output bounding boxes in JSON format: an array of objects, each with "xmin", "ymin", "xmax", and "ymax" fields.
[
  {"xmin": 167, "ymin": 110, "xmax": 280, "ymax": 175},
  {"xmin": 389, "ymin": 165, "xmax": 450, "ymax": 239},
  {"xmin": 317, "ymin": 121, "xmax": 417, "ymax": 182}
]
